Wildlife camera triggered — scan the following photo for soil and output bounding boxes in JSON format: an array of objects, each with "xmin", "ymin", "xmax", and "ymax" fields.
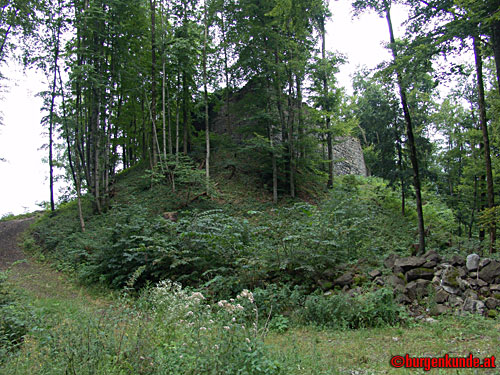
[{"xmin": 0, "ymin": 218, "xmax": 34, "ymax": 271}]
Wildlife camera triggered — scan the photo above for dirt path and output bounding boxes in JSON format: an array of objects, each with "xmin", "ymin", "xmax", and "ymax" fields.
[
  {"xmin": 0, "ymin": 218, "xmax": 34, "ymax": 270},
  {"xmin": 0, "ymin": 218, "xmax": 108, "ymax": 304}
]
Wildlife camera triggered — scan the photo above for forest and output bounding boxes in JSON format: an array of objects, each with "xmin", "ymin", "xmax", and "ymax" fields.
[{"xmin": 1, "ymin": 0, "xmax": 500, "ymax": 373}]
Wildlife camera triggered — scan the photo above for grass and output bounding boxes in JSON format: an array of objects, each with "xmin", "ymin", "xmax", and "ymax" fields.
[{"xmin": 266, "ymin": 317, "xmax": 500, "ymax": 374}]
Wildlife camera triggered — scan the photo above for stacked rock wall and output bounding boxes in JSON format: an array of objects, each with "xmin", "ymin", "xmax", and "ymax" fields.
[{"xmin": 383, "ymin": 251, "xmax": 500, "ymax": 317}]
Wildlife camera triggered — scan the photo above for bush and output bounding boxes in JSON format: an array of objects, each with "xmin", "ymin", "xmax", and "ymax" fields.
[
  {"xmin": 0, "ymin": 272, "xmax": 30, "ymax": 360},
  {"xmin": 304, "ymin": 288, "xmax": 404, "ymax": 329}
]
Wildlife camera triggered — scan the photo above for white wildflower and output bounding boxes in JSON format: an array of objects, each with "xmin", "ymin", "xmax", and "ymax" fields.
[
  {"xmin": 232, "ymin": 317, "xmax": 236, "ymax": 322},
  {"xmin": 223, "ymin": 326, "xmax": 230, "ymax": 330},
  {"xmin": 200, "ymin": 327, "xmax": 207, "ymax": 331},
  {"xmin": 245, "ymin": 338, "xmax": 251, "ymax": 344}
]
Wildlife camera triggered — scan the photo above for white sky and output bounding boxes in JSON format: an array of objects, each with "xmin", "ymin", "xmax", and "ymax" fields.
[{"xmin": 0, "ymin": 0, "xmax": 408, "ymax": 216}]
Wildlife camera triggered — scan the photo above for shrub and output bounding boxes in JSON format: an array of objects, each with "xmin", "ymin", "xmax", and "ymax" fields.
[{"xmin": 304, "ymin": 288, "xmax": 404, "ymax": 329}]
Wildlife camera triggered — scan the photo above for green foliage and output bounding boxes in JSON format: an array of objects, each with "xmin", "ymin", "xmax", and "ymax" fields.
[
  {"xmin": 303, "ymin": 288, "xmax": 404, "ymax": 329},
  {"xmin": 0, "ymin": 272, "xmax": 31, "ymax": 360}
]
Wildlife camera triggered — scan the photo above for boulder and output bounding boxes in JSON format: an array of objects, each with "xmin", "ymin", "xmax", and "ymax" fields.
[
  {"xmin": 334, "ymin": 271, "xmax": 354, "ymax": 287},
  {"xmin": 466, "ymin": 254, "xmax": 480, "ymax": 272},
  {"xmin": 405, "ymin": 279, "xmax": 431, "ymax": 300},
  {"xmin": 423, "ymin": 249, "xmax": 442, "ymax": 263},
  {"xmin": 479, "ymin": 260, "xmax": 500, "ymax": 284},
  {"xmin": 463, "ymin": 298, "xmax": 485, "ymax": 315},
  {"xmin": 441, "ymin": 265, "xmax": 461, "ymax": 290},
  {"xmin": 485, "ymin": 297, "xmax": 500, "ymax": 310},
  {"xmin": 470, "ymin": 278, "xmax": 488, "ymax": 288},
  {"xmin": 435, "ymin": 289, "xmax": 449, "ymax": 304},
  {"xmin": 450, "ymin": 254, "xmax": 465, "ymax": 267},
  {"xmin": 448, "ymin": 295, "xmax": 464, "ymax": 307},
  {"xmin": 387, "ymin": 274, "xmax": 406, "ymax": 288},
  {"xmin": 406, "ymin": 267, "xmax": 434, "ymax": 282},
  {"xmin": 374, "ymin": 276, "xmax": 385, "ymax": 286},
  {"xmin": 384, "ymin": 253, "xmax": 399, "ymax": 269},
  {"xmin": 394, "ymin": 256, "xmax": 426, "ymax": 272},
  {"xmin": 368, "ymin": 269, "xmax": 382, "ymax": 279},
  {"xmin": 490, "ymin": 284, "xmax": 500, "ymax": 293},
  {"xmin": 431, "ymin": 304, "xmax": 449, "ymax": 316},
  {"xmin": 479, "ymin": 258, "xmax": 491, "ymax": 269}
]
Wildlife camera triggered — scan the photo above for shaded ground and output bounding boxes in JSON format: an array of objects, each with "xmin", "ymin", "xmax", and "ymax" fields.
[
  {"xmin": 0, "ymin": 218, "xmax": 108, "ymax": 303},
  {"xmin": 0, "ymin": 218, "xmax": 34, "ymax": 270}
]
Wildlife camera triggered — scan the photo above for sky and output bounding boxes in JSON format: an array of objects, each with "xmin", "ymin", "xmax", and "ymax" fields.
[{"xmin": 0, "ymin": 0, "xmax": 408, "ymax": 217}]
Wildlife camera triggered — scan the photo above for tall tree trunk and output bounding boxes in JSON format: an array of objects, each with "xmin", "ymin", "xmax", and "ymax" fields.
[
  {"xmin": 386, "ymin": 7, "xmax": 425, "ymax": 255},
  {"xmin": 320, "ymin": 18, "xmax": 333, "ymax": 188},
  {"xmin": 162, "ymin": 59, "xmax": 167, "ymax": 159},
  {"xmin": 58, "ymin": 67, "xmax": 85, "ymax": 232},
  {"xmin": 397, "ymin": 135, "xmax": 405, "ymax": 216},
  {"xmin": 491, "ymin": 19, "xmax": 500, "ymax": 89},
  {"xmin": 150, "ymin": 0, "xmax": 158, "ymax": 165},
  {"xmin": 47, "ymin": 23, "xmax": 61, "ymax": 212},
  {"xmin": 203, "ymin": 0, "xmax": 210, "ymax": 191},
  {"xmin": 473, "ymin": 35, "xmax": 496, "ymax": 253},
  {"xmin": 182, "ymin": 72, "xmax": 189, "ymax": 154}
]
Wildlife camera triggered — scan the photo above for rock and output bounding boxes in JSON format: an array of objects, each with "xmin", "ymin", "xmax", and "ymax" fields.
[
  {"xmin": 479, "ymin": 260, "xmax": 500, "ymax": 284},
  {"xmin": 463, "ymin": 290, "xmax": 478, "ymax": 300},
  {"xmin": 384, "ymin": 253, "xmax": 399, "ymax": 269},
  {"xmin": 470, "ymin": 278, "xmax": 488, "ymax": 288},
  {"xmin": 422, "ymin": 259, "xmax": 438, "ymax": 268},
  {"xmin": 423, "ymin": 249, "xmax": 442, "ymax": 263},
  {"xmin": 434, "ymin": 269, "xmax": 443, "ymax": 277},
  {"xmin": 457, "ymin": 267, "xmax": 467, "ymax": 278},
  {"xmin": 374, "ymin": 276, "xmax": 385, "ymax": 286},
  {"xmin": 424, "ymin": 317, "xmax": 438, "ymax": 324},
  {"xmin": 396, "ymin": 293, "xmax": 411, "ymax": 304},
  {"xmin": 431, "ymin": 304, "xmax": 449, "ymax": 316},
  {"xmin": 450, "ymin": 255, "xmax": 465, "ymax": 267},
  {"xmin": 479, "ymin": 287, "xmax": 490, "ymax": 296},
  {"xmin": 458, "ymin": 278, "xmax": 470, "ymax": 291},
  {"xmin": 448, "ymin": 295, "xmax": 464, "ymax": 307},
  {"xmin": 485, "ymin": 297, "xmax": 500, "ymax": 310},
  {"xmin": 479, "ymin": 258, "xmax": 491, "ymax": 269},
  {"xmin": 432, "ymin": 276, "xmax": 440, "ymax": 285},
  {"xmin": 334, "ymin": 271, "xmax": 353, "ymax": 287},
  {"xmin": 490, "ymin": 284, "xmax": 500, "ymax": 292},
  {"xmin": 463, "ymin": 298, "xmax": 485, "ymax": 315},
  {"xmin": 441, "ymin": 265, "xmax": 461, "ymax": 290},
  {"xmin": 466, "ymin": 254, "xmax": 480, "ymax": 272},
  {"xmin": 405, "ymin": 279, "xmax": 431, "ymax": 300},
  {"xmin": 469, "ymin": 272, "xmax": 477, "ymax": 278},
  {"xmin": 442, "ymin": 284, "xmax": 460, "ymax": 294},
  {"xmin": 387, "ymin": 274, "xmax": 406, "ymax": 288},
  {"xmin": 488, "ymin": 309, "xmax": 498, "ymax": 318},
  {"xmin": 394, "ymin": 256, "xmax": 426, "ymax": 272},
  {"xmin": 435, "ymin": 289, "xmax": 449, "ymax": 304},
  {"xmin": 406, "ymin": 267, "xmax": 435, "ymax": 282},
  {"xmin": 369, "ymin": 269, "xmax": 382, "ymax": 279}
]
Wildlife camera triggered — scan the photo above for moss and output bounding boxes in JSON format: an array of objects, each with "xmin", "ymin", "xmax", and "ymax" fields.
[
  {"xmin": 493, "ymin": 293, "xmax": 500, "ymax": 300},
  {"xmin": 487, "ymin": 309, "xmax": 498, "ymax": 319},
  {"xmin": 442, "ymin": 268, "xmax": 460, "ymax": 288}
]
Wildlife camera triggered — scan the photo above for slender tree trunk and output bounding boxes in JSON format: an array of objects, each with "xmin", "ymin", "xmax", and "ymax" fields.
[
  {"xmin": 47, "ymin": 27, "xmax": 60, "ymax": 212},
  {"xmin": 183, "ymin": 72, "xmax": 189, "ymax": 154},
  {"xmin": 221, "ymin": 10, "xmax": 231, "ymax": 134},
  {"xmin": 162, "ymin": 59, "xmax": 167, "ymax": 159},
  {"xmin": 386, "ymin": 7, "xmax": 425, "ymax": 255},
  {"xmin": 491, "ymin": 19, "xmax": 500, "ymax": 89},
  {"xmin": 473, "ymin": 35, "xmax": 496, "ymax": 253},
  {"xmin": 58, "ymin": 67, "xmax": 85, "ymax": 232},
  {"xmin": 397, "ymin": 136, "xmax": 405, "ymax": 216},
  {"xmin": 175, "ymin": 72, "xmax": 180, "ymax": 163},
  {"xmin": 203, "ymin": 0, "xmax": 210, "ymax": 191},
  {"xmin": 320, "ymin": 19, "xmax": 333, "ymax": 188},
  {"xmin": 150, "ymin": 0, "xmax": 158, "ymax": 165}
]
